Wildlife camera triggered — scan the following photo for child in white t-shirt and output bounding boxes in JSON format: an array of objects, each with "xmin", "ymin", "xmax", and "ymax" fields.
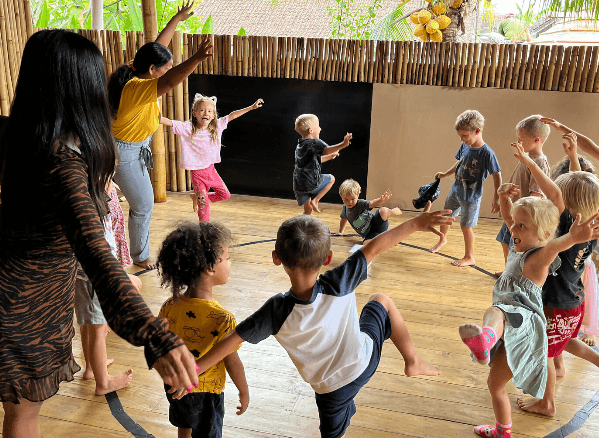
[{"xmin": 161, "ymin": 94, "xmax": 263, "ymax": 221}]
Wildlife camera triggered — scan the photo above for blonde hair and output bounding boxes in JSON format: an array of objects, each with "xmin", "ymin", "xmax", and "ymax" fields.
[
  {"xmin": 295, "ymin": 114, "xmax": 318, "ymax": 137},
  {"xmin": 516, "ymin": 115, "xmax": 551, "ymax": 142},
  {"xmin": 454, "ymin": 110, "xmax": 484, "ymax": 132},
  {"xmin": 511, "ymin": 196, "xmax": 560, "ymax": 242},
  {"xmin": 555, "ymin": 171, "xmax": 599, "ymax": 220},
  {"xmin": 339, "ymin": 179, "xmax": 361, "ymax": 197},
  {"xmin": 191, "ymin": 94, "xmax": 219, "ymax": 140}
]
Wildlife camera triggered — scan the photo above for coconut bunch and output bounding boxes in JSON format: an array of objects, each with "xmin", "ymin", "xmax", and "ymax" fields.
[{"xmin": 410, "ymin": 0, "xmax": 461, "ymax": 42}]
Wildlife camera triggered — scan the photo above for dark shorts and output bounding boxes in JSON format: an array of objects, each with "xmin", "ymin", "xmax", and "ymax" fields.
[
  {"xmin": 546, "ymin": 302, "xmax": 585, "ymax": 358},
  {"xmin": 315, "ymin": 300, "xmax": 392, "ymax": 438},
  {"xmin": 363, "ymin": 210, "xmax": 389, "ymax": 241},
  {"xmin": 495, "ymin": 222, "xmax": 514, "ymax": 248},
  {"xmin": 295, "ymin": 174, "xmax": 333, "ymax": 206},
  {"xmin": 165, "ymin": 386, "xmax": 224, "ymax": 438}
]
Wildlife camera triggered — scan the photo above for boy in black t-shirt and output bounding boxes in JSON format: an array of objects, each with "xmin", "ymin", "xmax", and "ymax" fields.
[
  {"xmin": 334, "ymin": 179, "xmax": 402, "ymax": 242},
  {"xmin": 293, "ymin": 114, "xmax": 352, "ymax": 215}
]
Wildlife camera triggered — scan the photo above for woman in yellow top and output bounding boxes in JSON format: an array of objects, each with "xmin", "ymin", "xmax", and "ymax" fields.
[{"xmin": 108, "ymin": 1, "xmax": 211, "ymax": 270}]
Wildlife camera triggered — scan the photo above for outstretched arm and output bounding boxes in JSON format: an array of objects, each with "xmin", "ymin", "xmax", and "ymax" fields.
[
  {"xmin": 160, "ymin": 117, "xmax": 173, "ymax": 127},
  {"xmin": 323, "ymin": 133, "xmax": 352, "ymax": 155},
  {"xmin": 498, "ymin": 183, "xmax": 519, "ymax": 229},
  {"xmin": 541, "ymin": 117, "xmax": 599, "ymax": 161},
  {"xmin": 490, "ymin": 172, "xmax": 502, "ymax": 214},
  {"xmin": 512, "ymin": 142, "xmax": 565, "ymax": 213},
  {"xmin": 223, "ymin": 352, "xmax": 249, "ymax": 415},
  {"xmin": 228, "ymin": 99, "xmax": 264, "ymax": 122},
  {"xmin": 156, "ymin": 1, "xmax": 196, "ymax": 47},
  {"xmin": 156, "ymin": 36, "xmax": 212, "ymax": 98},
  {"xmin": 197, "ymin": 330, "xmax": 244, "ymax": 374},
  {"xmin": 435, "ymin": 161, "xmax": 459, "ymax": 180},
  {"xmin": 524, "ymin": 212, "xmax": 599, "ymax": 285},
  {"xmin": 369, "ymin": 190, "xmax": 392, "ymax": 208},
  {"xmin": 561, "ymin": 132, "xmax": 581, "ymax": 172},
  {"xmin": 360, "ymin": 202, "xmax": 454, "ymax": 264},
  {"xmin": 321, "ymin": 151, "xmax": 339, "ymax": 163}
]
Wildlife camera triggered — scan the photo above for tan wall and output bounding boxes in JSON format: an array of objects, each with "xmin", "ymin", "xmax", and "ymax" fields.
[{"xmin": 367, "ymin": 84, "xmax": 599, "ymax": 220}]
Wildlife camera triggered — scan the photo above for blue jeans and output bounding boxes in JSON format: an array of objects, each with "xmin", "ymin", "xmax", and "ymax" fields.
[
  {"xmin": 113, "ymin": 137, "xmax": 154, "ymax": 263},
  {"xmin": 443, "ymin": 187, "xmax": 481, "ymax": 227}
]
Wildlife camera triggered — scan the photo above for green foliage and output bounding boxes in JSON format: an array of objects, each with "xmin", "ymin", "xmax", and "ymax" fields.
[
  {"xmin": 237, "ymin": 27, "xmax": 247, "ymax": 36},
  {"xmin": 542, "ymin": 0, "xmax": 599, "ymax": 20},
  {"xmin": 370, "ymin": 3, "xmax": 414, "ymax": 41},
  {"xmin": 201, "ymin": 14, "xmax": 213, "ymax": 34},
  {"xmin": 30, "ymin": 0, "xmax": 205, "ymax": 34},
  {"xmin": 326, "ymin": 0, "xmax": 384, "ymax": 39}
]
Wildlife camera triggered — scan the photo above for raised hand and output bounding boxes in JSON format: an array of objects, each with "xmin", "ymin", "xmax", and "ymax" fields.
[
  {"xmin": 562, "ymin": 132, "xmax": 578, "ymax": 157},
  {"xmin": 343, "ymin": 133, "xmax": 353, "ymax": 146},
  {"xmin": 192, "ymin": 35, "xmax": 213, "ymax": 62},
  {"xmin": 174, "ymin": 1, "xmax": 196, "ymax": 22},
  {"xmin": 568, "ymin": 212, "xmax": 599, "ymax": 245},
  {"xmin": 512, "ymin": 142, "xmax": 534, "ymax": 167},
  {"xmin": 497, "ymin": 183, "xmax": 520, "ymax": 200},
  {"xmin": 540, "ymin": 117, "xmax": 563, "ymax": 131},
  {"xmin": 380, "ymin": 189, "xmax": 392, "ymax": 203},
  {"xmin": 415, "ymin": 201, "xmax": 454, "ymax": 236},
  {"xmin": 251, "ymin": 98, "xmax": 264, "ymax": 109}
]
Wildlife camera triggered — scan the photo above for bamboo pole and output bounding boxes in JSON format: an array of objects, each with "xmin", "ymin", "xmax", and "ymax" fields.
[
  {"xmin": 533, "ymin": 45, "xmax": 546, "ymax": 90},
  {"xmin": 458, "ymin": 43, "xmax": 467, "ymax": 87},
  {"xmin": 558, "ymin": 46, "xmax": 571, "ymax": 91},
  {"xmin": 439, "ymin": 42, "xmax": 448, "ymax": 86},
  {"xmin": 165, "ymin": 87, "xmax": 176, "ymax": 191},
  {"xmin": 481, "ymin": 44, "xmax": 491, "ymax": 87},
  {"xmin": 12, "ymin": 0, "xmax": 25, "ymax": 51},
  {"xmin": 463, "ymin": 43, "xmax": 473, "ymax": 87},
  {"xmin": 141, "ymin": 0, "xmax": 158, "ymax": 43},
  {"xmin": 400, "ymin": 41, "xmax": 409, "ymax": 84},
  {"xmin": 579, "ymin": 46, "xmax": 593, "ymax": 92},
  {"xmin": 586, "ymin": 46, "xmax": 599, "ymax": 92},
  {"xmin": 567, "ymin": 46, "xmax": 580, "ymax": 92},
  {"xmin": 469, "ymin": 43, "xmax": 479, "ymax": 87},
  {"xmin": 507, "ymin": 44, "xmax": 520, "ymax": 88},
  {"xmin": 545, "ymin": 45, "xmax": 558, "ymax": 90},
  {"xmin": 173, "ymin": 31, "xmax": 186, "ymax": 192},
  {"xmin": 0, "ymin": 0, "xmax": 14, "ymax": 106},
  {"xmin": 516, "ymin": 45, "xmax": 527, "ymax": 89},
  {"xmin": 502, "ymin": 44, "xmax": 514, "ymax": 88},
  {"xmin": 495, "ymin": 44, "xmax": 505, "ymax": 87},
  {"xmin": 2, "ymin": 0, "xmax": 18, "ymax": 96},
  {"xmin": 552, "ymin": 45, "xmax": 564, "ymax": 91},
  {"xmin": 225, "ymin": 35, "xmax": 232, "ymax": 75},
  {"xmin": 446, "ymin": 43, "xmax": 455, "ymax": 86},
  {"xmin": 242, "ymin": 36, "xmax": 249, "ymax": 76},
  {"xmin": 368, "ymin": 40, "xmax": 376, "ymax": 83},
  {"xmin": 23, "ymin": 0, "xmax": 33, "ymax": 38},
  {"xmin": 523, "ymin": 44, "xmax": 535, "ymax": 90},
  {"xmin": 304, "ymin": 38, "xmax": 311, "ymax": 80}
]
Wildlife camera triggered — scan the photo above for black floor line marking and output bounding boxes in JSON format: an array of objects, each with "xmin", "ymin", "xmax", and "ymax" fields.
[
  {"xmin": 129, "ymin": 235, "xmax": 599, "ymax": 435},
  {"xmin": 105, "ymin": 392, "xmax": 156, "ymax": 438},
  {"xmin": 133, "ymin": 268, "xmax": 154, "ymax": 277}
]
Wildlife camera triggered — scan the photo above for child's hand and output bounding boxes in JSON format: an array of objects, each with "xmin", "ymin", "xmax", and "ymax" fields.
[
  {"xmin": 174, "ymin": 0, "xmax": 195, "ymax": 22},
  {"xmin": 497, "ymin": 183, "xmax": 520, "ymax": 199},
  {"xmin": 512, "ymin": 142, "xmax": 534, "ymax": 167},
  {"xmin": 330, "ymin": 151, "xmax": 340, "ymax": 160},
  {"xmin": 434, "ymin": 171, "xmax": 446, "ymax": 179},
  {"xmin": 127, "ymin": 274, "xmax": 142, "ymax": 291},
  {"xmin": 251, "ymin": 98, "xmax": 264, "ymax": 109},
  {"xmin": 380, "ymin": 189, "xmax": 392, "ymax": 203},
  {"xmin": 236, "ymin": 390, "xmax": 249, "ymax": 415},
  {"xmin": 414, "ymin": 201, "xmax": 454, "ymax": 236},
  {"xmin": 343, "ymin": 133, "xmax": 352, "ymax": 146},
  {"xmin": 562, "ymin": 132, "xmax": 578, "ymax": 157},
  {"xmin": 540, "ymin": 117, "xmax": 563, "ymax": 131},
  {"xmin": 491, "ymin": 196, "xmax": 500, "ymax": 214},
  {"xmin": 192, "ymin": 35, "xmax": 213, "ymax": 62},
  {"xmin": 568, "ymin": 212, "xmax": 599, "ymax": 245}
]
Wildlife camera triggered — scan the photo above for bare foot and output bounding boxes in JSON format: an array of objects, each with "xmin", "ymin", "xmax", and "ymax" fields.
[
  {"xmin": 134, "ymin": 258, "xmax": 157, "ymax": 270},
  {"xmin": 517, "ymin": 395, "xmax": 556, "ymax": 417},
  {"xmin": 95, "ymin": 369, "xmax": 133, "ymax": 395},
  {"xmin": 190, "ymin": 193, "xmax": 198, "ymax": 212},
  {"xmin": 302, "ymin": 200, "xmax": 313, "ymax": 215},
  {"xmin": 311, "ymin": 199, "xmax": 321, "ymax": 213},
  {"xmin": 404, "ymin": 358, "xmax": 441, "ymax": 377},
  {"xmin": 429, "ymin": 236, "xmax": 447, "ymax": 253},
  {"xmin": 82, "ymin": 358, "xmax": 115, "ymax": 380},
  {"xmin": 581, "ymin": 333, "xmax": 596, "ymax": 346},
  {"xmin": 390, "ymin": 207, "xmax": 402, "ymax": 215},
  {"xmin": 554, "ymin": 364, "xmax": 566, "ymax": 378},
  {"xmin": 452, "ymin": 257, "xmax": 475, "ymax": 267},
  {"xmin": 494, "ymin": 271, "xmax": 503, "ymax": 278}
]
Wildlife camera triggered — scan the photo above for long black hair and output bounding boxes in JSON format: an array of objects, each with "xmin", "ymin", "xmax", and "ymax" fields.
[
  {"xmin": 107, "ymin": 42, "xmax": 172, "ymax": 118},
  {"xmin": 0, "ymin": 29, "xmax": 116, "ymax": 230}
]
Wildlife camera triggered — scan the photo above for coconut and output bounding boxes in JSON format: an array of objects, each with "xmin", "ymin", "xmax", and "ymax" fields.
[
  {"xmin": 426, "ymin": 20, "xmax": 440, "ymax": 34},
  {"xmin": 410, "ymin": 12, "xmax": 420, "ymax": 24},
  {"xmin": 418, "ymin": 10, "xmax": 432, "ymax": 25},
  {"xmin": 414, "ymin": 24, "xmax": 426, "ymax": 37},
  {"xmin": 430, "ymin": 29, "xmax": 443, "ymax": 42},
  {"xmin": 450, "ymin": 0, "xmax": 463, "ymax": 8},
  {"xmin": 432, "ymin": 2, "xmax": 446, "ymax": 15},
  {"xmin": 420, "ymin": 33, "xmax": 430, "ymax": 42},
  {"xmin": 436, "ymin": 15, "xmax": 451, "ymax": 30}
]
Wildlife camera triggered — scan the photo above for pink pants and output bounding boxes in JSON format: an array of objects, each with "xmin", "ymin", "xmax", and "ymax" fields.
[{"xmin": 190, "ymin": 165, "xmax": 230, "ymax": 221}]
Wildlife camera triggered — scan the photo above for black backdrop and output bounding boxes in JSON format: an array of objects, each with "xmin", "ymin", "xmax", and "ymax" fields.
[{"xmin": 188, "ymin": 74, "xmax": 372, "ymax": 204}]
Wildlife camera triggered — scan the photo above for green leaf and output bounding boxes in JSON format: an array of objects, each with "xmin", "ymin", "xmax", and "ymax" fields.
[
  {"xmin": 237, "ymin": 26, "xmax": 247, "ymax": 36},
  {"xmin": 201, "ymin": 14, "xmax": 213, "ymax": 34},
  {"xmin": 36, "ymin": 0, "xmax": 50, "ymax": 27},
  {"xmin": 127, "ymin": 0, "xmax": 143, "ymax": 32},
  {"xmin": 155, "ymin": 0, "xmax": 163, "ymax": 28},
  {"xmin": 123, "ymin": 14, "xmax": 133, "ymax": 30},
  {"xmin": 70, "ymin": 11, "xmax": 80, "ymax": 29}
]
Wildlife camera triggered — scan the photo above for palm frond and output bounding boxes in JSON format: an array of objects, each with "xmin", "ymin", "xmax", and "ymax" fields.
[
  {"xmin": 541, "ymin": 0, "xmax": 599, "ymax": 20},
  {"xmin": 370, "ymin": 2, "xmax": 414, "ymax": 40}
]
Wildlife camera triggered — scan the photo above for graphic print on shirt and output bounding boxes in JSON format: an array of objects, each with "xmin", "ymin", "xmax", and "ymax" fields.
[
  {"xmin": 574, "ymin": 247, "xmax": 590, "ymax": 271},
  {"xmin": 207, "ymin": 310, "xmax": 228, "ymax": 326},
  {"xmin": 183, "ymin": 326, "xmax": 206, "ymax": 343},
  {"xmin": 351, "ymin": 210, "xmax": 371, "ymax": 235},
  {"xmin": 456, "ymin": 157, "xmax": 481, "ymax": 191}
]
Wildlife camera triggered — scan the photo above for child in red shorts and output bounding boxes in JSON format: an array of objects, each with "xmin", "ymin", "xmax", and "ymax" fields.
[{"xmin": 510, "ymin": 141, "xmax": 599, "ymax": 418}]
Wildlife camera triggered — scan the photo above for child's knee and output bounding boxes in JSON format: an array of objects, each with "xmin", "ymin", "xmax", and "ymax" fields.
[
  {"xmin": 379, "ymin": 207, "xmax": 390, "ymax": 220},
  {"xmin": 369, "ymin": 293, "xmax": 393, "ymax": 310},
  {"xmin": 330, "ymin": 175, "xmax": 336, "ymax": 184}
]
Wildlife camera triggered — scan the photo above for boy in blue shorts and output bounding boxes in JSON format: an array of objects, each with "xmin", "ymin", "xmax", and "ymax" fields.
[
  {"xmin": 431, "ymin": 110, "xmax": 502, "ymax": 267},
  {"xmin": 195, "ymin": 204, "xmax": 454, "ymax": 437},
  {"xmin": 293, "ymin": 114, "xmax": 352, "ymax": 215}
]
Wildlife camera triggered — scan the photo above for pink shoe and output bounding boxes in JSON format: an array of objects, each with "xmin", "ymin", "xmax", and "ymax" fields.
[{"xmin": 474, "ymin": 422, "xmax": 512, "ymax": 438}]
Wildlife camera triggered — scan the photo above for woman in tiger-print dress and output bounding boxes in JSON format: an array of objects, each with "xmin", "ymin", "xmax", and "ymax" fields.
[{"xmin": 0, "ymin": 30, "xmax": 198, "ymax": 437}]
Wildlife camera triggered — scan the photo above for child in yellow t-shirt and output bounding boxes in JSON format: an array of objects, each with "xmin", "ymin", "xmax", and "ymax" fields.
[{"xmin": 157, "ymin": 222, "xmax": 248, "ymax": 438}]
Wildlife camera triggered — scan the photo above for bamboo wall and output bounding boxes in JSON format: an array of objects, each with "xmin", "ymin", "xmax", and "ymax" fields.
[{"xmin": 3, "ymin": 22, "xmax": 599, "ymax": 195}]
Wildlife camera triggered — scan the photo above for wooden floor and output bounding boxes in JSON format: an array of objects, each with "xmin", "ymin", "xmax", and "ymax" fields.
[{"xmin": 4, "ymin": 193, "xmax": 599, "ymax": 437}]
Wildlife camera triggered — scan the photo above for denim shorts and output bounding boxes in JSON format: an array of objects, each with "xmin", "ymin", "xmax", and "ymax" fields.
[
  {"xmin": 363, "ymin": 210, "xmax": 389, "ymax": 240},
  {"xmin": 314, "ymin": 300, "xmax": 392, "ymax": 438},
  {"xmin": 73, "ymin": 277, "xmax": 107, "ymax": 325},
  {"xmin": 496, "ymin": 222, "xmax": 514, "ymax": 248},
  {"xmin": 165, "ymin": 386, "xmax": 224, "ymax": 438},
  {"xmin": 444, "ymin": 188, "xmax": 481, "ymax": 227},
  {"xmin": 295, "ymin": 174, "xmax": 333, "ymax": 206}
]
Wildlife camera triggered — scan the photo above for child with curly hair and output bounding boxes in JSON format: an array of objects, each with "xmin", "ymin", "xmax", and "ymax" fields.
[{"xmin": 157, "ymin": 222, "xmax": 249, "ymax": 438}]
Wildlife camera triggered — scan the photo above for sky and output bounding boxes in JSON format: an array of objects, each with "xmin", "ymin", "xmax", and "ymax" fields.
[{"xmin": 493, "ymin": 0, "xmax": 541, "ymax": 14}]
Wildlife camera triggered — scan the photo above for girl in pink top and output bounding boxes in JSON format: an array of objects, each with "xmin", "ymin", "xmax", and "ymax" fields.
[{"xmin": 161, "ymin": 94, "xmax": 263, "ymax": 221}]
